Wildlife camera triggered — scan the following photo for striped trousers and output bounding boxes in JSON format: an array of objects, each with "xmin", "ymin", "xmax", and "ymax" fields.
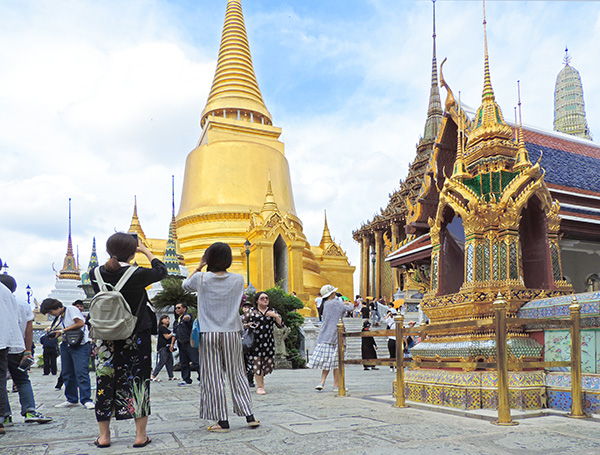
[{"xmin": 199, "ymin": 332, "xmax": 253, "ymax": 421}]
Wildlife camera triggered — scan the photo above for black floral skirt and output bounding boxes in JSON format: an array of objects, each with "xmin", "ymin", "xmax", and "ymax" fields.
[{"xmin": 94, "ymin": 331, "xmax": 151, "ymax": 421}]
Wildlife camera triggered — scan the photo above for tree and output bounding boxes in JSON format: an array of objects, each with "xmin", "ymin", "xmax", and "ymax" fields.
[{"xmin": 152, "ymin": 277, "xmax": 197, "ymax": 316}]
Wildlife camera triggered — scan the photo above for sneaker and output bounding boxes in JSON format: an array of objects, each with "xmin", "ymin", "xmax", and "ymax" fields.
[
  {"xmin": 83, "ymin": 401, "xmax": 95, "ymax": 410},
  {"xmin": 54, "ymin": 401, "xmax": 79, "ymax": 408},
  {"xmin": 178, "ymin": 381, "xmax": 191, "ymax": 386},
  {"xmin": 2, "ymin": 415, "xmax": 14, "ymax": 427},
  {"xmin": 24, "ymin": 411, "xmax": 53, "ymax": 424},
  {"xmin": 315, "ymin": 383, "xmax": 324, "ymax": 391}
]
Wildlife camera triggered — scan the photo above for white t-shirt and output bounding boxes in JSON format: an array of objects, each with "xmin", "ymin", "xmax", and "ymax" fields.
[
  {"xmin": 58, "ymin": 305, "xmax": 90, "ymax": 344},
  {"xmin": 10, "ymin": 300, "xmax": 34, "ymax": 354},
  {"xmin": 315, "ymin": 297, "xmax": 323, "ymax": 309},
  {"xmin": 0, "ymin": 284, "xmax": 25, "ymax": 352}
]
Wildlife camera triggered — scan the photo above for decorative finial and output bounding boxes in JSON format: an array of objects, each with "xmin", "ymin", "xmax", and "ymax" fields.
[
  {"xmin": 482, "ymin": 0, "xmax": 495, "ymax": 102},
  {"xmin": 563, "ymin": 46, "xmax": 571, "ymax": 66},
  {"xmin": 514, "ymin": 80, "xmax": 531, "ymax": 171},
  {"xmin": 133, "ymin": 195, "xmax": 138, "ymax": 217},
  {"xmin": 171, "ymin": 175, "xmax": 175, "ymax": 218},
  {"xmin": 452, "ymin": 91, "xmax": 470, "ymax": 179},
  {"xmin": 68, "ymin": 197, "xmax": 72, "ymax": 239}
]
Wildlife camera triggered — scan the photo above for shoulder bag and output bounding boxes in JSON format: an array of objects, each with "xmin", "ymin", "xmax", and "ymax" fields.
[{"xmin": 190, "ymin": 273, "xmax": 203, "ymax": 348}]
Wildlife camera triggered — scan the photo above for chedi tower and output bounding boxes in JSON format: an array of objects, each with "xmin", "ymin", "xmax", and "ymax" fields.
[{"xmin": 176, "ymin": 0, "xmax": 354, "ymax": 308}]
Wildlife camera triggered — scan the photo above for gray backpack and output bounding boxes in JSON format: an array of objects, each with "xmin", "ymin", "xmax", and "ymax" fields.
[{"xmin": 89, "ymin": 266, "xmax": 140, "ymax": 340}]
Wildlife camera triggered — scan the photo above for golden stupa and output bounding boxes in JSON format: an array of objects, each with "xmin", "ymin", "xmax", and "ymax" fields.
[{"xmin": 129, "ymin": 0, "xmax": 355, "ymax": 312}]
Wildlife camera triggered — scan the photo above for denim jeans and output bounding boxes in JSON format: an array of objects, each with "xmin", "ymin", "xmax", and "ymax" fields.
[
  {"xmin": 60, "ymin": 341, "xmax": 92, "ymax": 404},
  {"xmin": 3, "ymin": 353, "xmax": 36, "ymax": 416},
  {"xmin": 152, "ymin": 346, "xmax": 174, "ymax": 378},
  {"xmin": 0, "ymin": 348, "xmax": 8, "ymax": 418},
  {"xmin": 178, "ymin": 341, "xmax": 199, "ymax": 383}
]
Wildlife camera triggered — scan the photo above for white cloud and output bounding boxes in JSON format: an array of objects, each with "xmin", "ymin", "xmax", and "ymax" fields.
[{"xmin": 1, "ymin": 0, "xmax": 599, "ymax": 302}]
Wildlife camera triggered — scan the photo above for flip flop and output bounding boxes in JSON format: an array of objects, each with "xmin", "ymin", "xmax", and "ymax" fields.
[
  {"xmin": 207, "ymin": 424, "xmax": 230, "ymax": 433},
  {"xmin": 133, "ymin": 436, "xmax": 152, "ymax": 448},
  {"xmin": 247, "ymin": 419, "xmax": 261, "ymax": 428},
  {"xmin": 93, "ymin": 438, "xmax": 111, "ymax": 448}
]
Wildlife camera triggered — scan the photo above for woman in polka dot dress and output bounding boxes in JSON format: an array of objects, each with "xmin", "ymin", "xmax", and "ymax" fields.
[{"xmin": 242, "ymin": 292, "xmax": 283, "ymax": 395}]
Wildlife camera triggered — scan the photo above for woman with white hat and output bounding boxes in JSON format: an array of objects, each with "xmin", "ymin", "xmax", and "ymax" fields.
[{"xmin": 307, "ymin": 284, "xmax": 353, "ymax": 391}]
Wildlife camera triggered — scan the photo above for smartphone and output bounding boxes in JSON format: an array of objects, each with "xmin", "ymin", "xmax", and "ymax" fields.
[
  {"xmin": 130, "ymin": 232, "xmax": 138, "ymax": 243},
  {"xmin": 18, "ymin": 356, "xmax": 34, "ymax": 372}
]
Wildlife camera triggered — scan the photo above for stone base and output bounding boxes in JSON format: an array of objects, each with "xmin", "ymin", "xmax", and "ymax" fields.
[
  {"xmin": 394, "ymin": 369, "xmax": 545, "ymax": 410},
  {"xmin": 275, "ymin": 355, "xmax": 293, "ymax": 369}
]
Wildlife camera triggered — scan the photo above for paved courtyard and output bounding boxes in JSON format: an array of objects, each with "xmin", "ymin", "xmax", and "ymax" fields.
[{"xmin": 1, "ymin": 365, "xmax": 599, "ymax": 454}]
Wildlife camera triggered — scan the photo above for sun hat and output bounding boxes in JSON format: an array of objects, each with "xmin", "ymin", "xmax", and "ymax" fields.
[{"xmin": 320, "ymin": 284, "xmax": 338, "ymax": 299}]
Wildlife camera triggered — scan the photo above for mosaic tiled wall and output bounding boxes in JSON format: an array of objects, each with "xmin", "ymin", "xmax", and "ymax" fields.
[
  {"xmin": 546, "ymin": 372, "xmax": 600, "ymax": 414},
  {"xmin": 544, "ymin": 330, "xmax": 599, "ymax": 373}
]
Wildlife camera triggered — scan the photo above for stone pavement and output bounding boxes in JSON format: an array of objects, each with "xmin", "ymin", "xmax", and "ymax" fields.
[{"xmin": 1, "ymin": 366, "xmax": 599, "ymax": 455}]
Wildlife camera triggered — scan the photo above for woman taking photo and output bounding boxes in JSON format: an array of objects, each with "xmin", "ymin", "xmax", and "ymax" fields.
[
  {"xmin": 151, "ymin": 315, "xmax": 176, "ymax": 382},
  {"xmin": 242, "ymin": 292, "xmax": 283, "ymax": 395},
  {"xmin": 90, "ymin": 233, "xmax": 167, "ymax": 448},
  {"xmin": 307, "ymin": 285, "xmax": 353, "ymax": 392},
  {"xmin": 182, "ymin": 242, "xmax": 259, "ymax": 432}
]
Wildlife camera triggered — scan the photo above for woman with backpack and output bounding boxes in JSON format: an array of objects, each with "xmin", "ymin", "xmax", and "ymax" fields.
[{"xmin": 89, "ymin": 233, "xmax": 167, "ymax": 448}]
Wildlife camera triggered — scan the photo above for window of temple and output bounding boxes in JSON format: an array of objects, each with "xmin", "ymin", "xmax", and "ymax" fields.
[
  {"xmin": 586, "ymin": 274, "xmax": 600, "ymax": 292},
  {"xmin": 273, "ymin": 234, "xmax": 288, "ymax": 292},
  {"xmin": 519, "ymin": 196, "xmax": 552, "ymax": 289},
  {"xmin": 437, "ymin": 206, "xmax": 465, "ymax": 296}
]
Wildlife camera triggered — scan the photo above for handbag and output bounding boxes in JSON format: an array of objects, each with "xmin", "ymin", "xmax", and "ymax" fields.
[
  {"xmin": 242, "ymin": 328, "xmax": 255, "ymax": 354},
  {"xmin": 65, "ymin": 329, "xmax": 84, "ymax": 347},
  {"xmin": 190, "ymin": 273, "xmax": 203, "ymax": 348},
  {"xmin": 190, "ymin": 318, "xmax": 200, "ymax": 348}
]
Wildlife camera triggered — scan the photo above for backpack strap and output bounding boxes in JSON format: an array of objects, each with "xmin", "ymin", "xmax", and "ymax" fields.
[
  {"xmin": 113, "ymin": 266, "xmax": 139, "ymax": 292},
  {"xmin": 93, "ymin": 267, "xmax": 110, "ymax": 292}
]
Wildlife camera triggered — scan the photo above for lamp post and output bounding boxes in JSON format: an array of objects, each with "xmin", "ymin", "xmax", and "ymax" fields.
[
  {"xmin": 26, "ymin": 284, "xmax": 32, "ymax": 305},
  {"xmin": 370, "ymin": 248, "xmax": 377, "ymax": 299},
  {"xmin": 244, "ymin": 239, "xmax": 256, "ymax": 294}
]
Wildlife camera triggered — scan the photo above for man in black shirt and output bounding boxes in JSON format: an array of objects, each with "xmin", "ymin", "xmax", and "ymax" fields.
[
  {"xmin": 170, "ymin": 303, "xmax": 199, "ymax": 386},
  {"xmin": 151, "ymin": 315, "xmax": 175, "ymax": 381}
]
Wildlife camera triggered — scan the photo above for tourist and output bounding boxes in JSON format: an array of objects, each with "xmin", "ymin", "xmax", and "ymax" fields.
[
  {"xmin": 370, "ymin": 299, "xmax": 382, "ymax": 326},
  {"xmin": 385, "ymin": 310, "xmax": 398, "ymax": 371},
  {"xmin": 315, "ymin": 293, "xmax": 323, "ymax": 322},
  {"xmin": 0, "ymin": 275, "xmax": 53, "ymax": 426},
  {"xmin": 361, "ymin": 299, "xmax": 371, "ymax": 320},
  {"xmin": 242, "ymin": 292, "xmax": 283, "ymax": 395},
  {"xmin": 151, "ymin": 315, "xmax": 176, "ymax": 381},
  {"xmin": 308, "ymin": 284, "xmax": 353, "ymax": 392},
  {"xmin": 182, "ymin": 242, "xmax": 259, "ymax": 432},
  {"xmin": 40, "ymin": 330, "xmax": 59, "ymax": 376},
  {"xmin": 170, "ymin": 302, "xmax": 199, "ymax": 386},
  {"xmin": 40, "ymin": 298, "xmax": 94, "ymax": 411},
  {"xmin": 0, "ymin": 276, "xmax": 25, "ymax": 436},
  {"xmin": 89, "ymin": 232, "xmax": 167, "ymax": 448},
  {"xmin": 241, "ymin": 300, "xmax": 256, "ymax": 387},
  {"xmin": 361, "ymin": 320, "xmax": 378, "ymax": 371}
]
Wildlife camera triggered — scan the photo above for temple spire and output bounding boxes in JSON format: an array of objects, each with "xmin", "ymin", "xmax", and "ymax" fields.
[
  {"xmin": 452, "ymin": 92, "xmax": 470, "ymax": 179},
  {"xmin": 58, "ymin": 198, "xmax": 80, "ymax": 280},
  {"xmin": 201, "ymin": 0, "xmax": 272, "ymax": 128},
  {"xmin": 514, "ymin": 80, "xmax": 531, "ymax": 171},
  {"xmin": 128, "ymin": 196, "xmax": 146, "ymax": 240},
  {"xmin": 320, "ymin": 210, "xmax": 333, "ymax": 248},
  {"xmin": 260, "ymin": 172, "xmax": 278, "ymax": 214},
  {"xmin": 422, "ymin": 0, "xmax": 443, "ymax": 142},
  {"xmin": 563, "ymin": 46, "xmax": 571, "ymax": 66}
]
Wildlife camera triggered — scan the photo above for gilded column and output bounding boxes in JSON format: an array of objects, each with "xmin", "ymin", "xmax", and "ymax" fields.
[
  {"xmin": 361, "ymin": 235, "xmax": 370, "ymax": 296},
  {"xmin": 375, "ymin": 229, "xmax": 384, "ymax": 299},
  {"xmin": 391, "ymin": 222, "xmax": 401, "ymax": 293}
]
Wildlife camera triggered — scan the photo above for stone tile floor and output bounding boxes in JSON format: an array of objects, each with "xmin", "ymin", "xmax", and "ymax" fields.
[{"xmin": 1, "ymin": 366, "xmax": 599, "ymax": 454}]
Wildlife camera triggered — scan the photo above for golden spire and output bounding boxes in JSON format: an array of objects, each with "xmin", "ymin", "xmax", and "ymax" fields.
[
  {"xmin": 465, "ymin": 0, "xmax": 513, "ymax": 157},
  {"xmin": 260, "ymin": 172, "xmax": 278, "ymax": 215},
  {"xmin": 514, "ymin": 80, "xmax": 531, "ymax": 171},
  {"xmin": 422, "ymin": 0, "xmax": 443, "ymax": 142},
  {"xmin": 201, "ymin": 0, "xmax": 272, "ymax": 128},
  {"xmin": 128, "ymin": 195, "xmax": 147, "ymax": 240},
  {"xmin": 58, "ymin": 198, "xmax": 81, "ymax": 280},
  {"xmin": 319, "ymin": 210, "xmax": 333, "ymax": 248}
]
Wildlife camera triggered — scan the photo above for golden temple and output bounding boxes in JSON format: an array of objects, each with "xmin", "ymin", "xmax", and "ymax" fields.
[{"xmin": 128, "ymin": 0, "xmax": 354, "ymax": 313}]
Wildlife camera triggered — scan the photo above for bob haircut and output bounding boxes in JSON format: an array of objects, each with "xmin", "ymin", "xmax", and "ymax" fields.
[
  {"xmin": 40, "ymin": 298, "xmax": 64, "ymax": 315},
  {"xmin": 159, "ymin": 314, "xmax": 170, "ymax": 324},
  {"xmin": 204, "ymin": 242, "xmax": 232, "ymax": 272}
]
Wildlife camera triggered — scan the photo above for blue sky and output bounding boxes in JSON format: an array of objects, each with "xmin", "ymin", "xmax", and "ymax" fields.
[{"xmin": 1, "ymin": 0, "xmax": 599, "ymax": 302}]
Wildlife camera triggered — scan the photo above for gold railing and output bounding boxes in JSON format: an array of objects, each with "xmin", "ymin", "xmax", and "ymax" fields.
[{"xmin": 336, "ymin": 295, "xmax": 587, "ymax": 424}]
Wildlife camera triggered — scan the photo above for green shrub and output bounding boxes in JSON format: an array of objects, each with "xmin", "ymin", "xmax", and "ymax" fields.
[{"xmin": 152, "ymin": 277, "xmax": 197, "ymax": 317}]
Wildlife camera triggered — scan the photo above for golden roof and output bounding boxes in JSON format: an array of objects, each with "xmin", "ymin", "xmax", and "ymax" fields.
[{"xmin": 201, "ymin": 0, "xmax": 272, "ymax": 127}]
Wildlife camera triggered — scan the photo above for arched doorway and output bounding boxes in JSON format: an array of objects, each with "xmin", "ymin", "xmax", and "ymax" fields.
[
  {"xmin": 273, "ymin": 235, "xmax": 288, "ymax": 292},
  {"xmin": 519, "ymin": 196, "xmax": 552, "ymax": 289},
  {"xmin": 438, "ymin": 206, "xmax": 465, "ymax": 295}
]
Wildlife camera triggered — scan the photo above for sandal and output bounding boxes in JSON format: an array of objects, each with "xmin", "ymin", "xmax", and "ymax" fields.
[
  {"xmin": 247, "ymin": 419, "xmax": 260, "ymax": 428},
  {"xmin": 256, "ymin": 387, "xmax": 266, "ymax": 395},
  {"xmin": 132, "ymin": 436, "xmax": 152, "ymax": 448},
  {"xmin": 93, "ymin": 438, "xmax": 111, "ymax": 448},
  {"xmin": 207, "ymin": 423, "xmax": 230, "ymax": 433}
]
